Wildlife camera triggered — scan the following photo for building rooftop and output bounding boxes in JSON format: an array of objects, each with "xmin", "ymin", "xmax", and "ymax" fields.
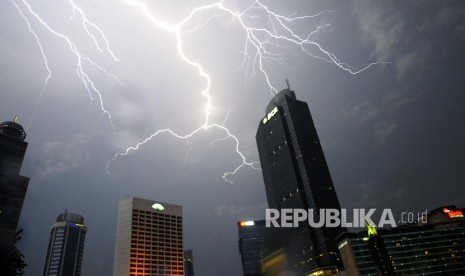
[
  {"xmin": 57, "ymin": 211, "xmax": 85, "ymax": 224},
  {"xmin": 266, "ymin": 88, "xmax": 296, "ymax": 114},
  {"xmin": 0, "ymin": 118, "xmax": 26, "ymax": 141}
]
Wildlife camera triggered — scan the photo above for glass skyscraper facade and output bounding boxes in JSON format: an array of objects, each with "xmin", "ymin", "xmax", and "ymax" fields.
[
  {"xmin": 256, "ymin": 89, "xmax": 344, "ymax": 274},
  {"xmin": 338, "ymin": 206, "xmax": 465, "ymax": 275},
  {"xmin": 42, "ymin": 211, "xmax": 87, "ymax": 276},
  {"xmin": 237, "ymin": 220, "xmax": 289, "ymax": 276},
  {"xmin": 113, "ymin": 197, "xmax": 184, "ymax": 276},
  {"xmin": 0, "ymin": 118, "xmax": 29, "ymax": 252},
  {"xmin": 237, "ymin": 220, "xmax": 267, "ymax": 276}
]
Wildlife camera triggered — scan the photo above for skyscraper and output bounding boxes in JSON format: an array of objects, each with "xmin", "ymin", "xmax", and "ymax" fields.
[
  {"xmin": 0, "ymin": 118, "xmax": 29, "ymax": 251},
  {"xmin": 42, "ymin": 211, "xmax": 87, "ymax": 276},
  {"xmin": 238, "ymin": 220, "xmax": 267, "ymax": 276},
  {"xmin": 113, "ymin": 197, "xmax": 184, "ymax": 276},
  {"xmin": 256, "ymin": 89, "xmax": 344, "ymax": 274},
  {"xmin": 237, "ymin": 220, "xmax": 288, "ymax": 276}
]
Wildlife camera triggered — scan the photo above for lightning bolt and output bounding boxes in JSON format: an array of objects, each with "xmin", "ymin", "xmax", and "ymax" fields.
[
  {"xmin": 12, "ymin": 0, "xmax": 384, "ymax": 184},
  {"xmin": 68, "ymin": 0, "xmax": 120, "ymax": 62},
  {"xmin": 11, "ymin": 1, "xmax": 51, "ymax": 85},
  {"xmin": 10, "ymin": 0, "xmax": 51, "ymax": 128},
  {"xmin": 11, "ymin": 0, "xmax": 122, "ymax": 131},
  {"xmin": 108, "ymin": 0, "xmax": 384, "ymax": 183}
]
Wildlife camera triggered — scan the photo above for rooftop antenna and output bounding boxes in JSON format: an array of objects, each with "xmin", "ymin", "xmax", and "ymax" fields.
[{"xmin": 285, "ymin": 79, "xmax": 292, "ymax": 91}]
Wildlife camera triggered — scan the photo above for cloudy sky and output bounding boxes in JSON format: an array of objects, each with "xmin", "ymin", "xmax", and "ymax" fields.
[{"xmin": 1, "ymin": 0, "xmax": 465, "ymax": 275}]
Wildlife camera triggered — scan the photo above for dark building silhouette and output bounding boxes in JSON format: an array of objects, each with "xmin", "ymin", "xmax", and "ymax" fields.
[
  {"xmin": 43, "ymin": 211, "xmax": 87, "ymax": 276},
  {"xmin": 237, "ymin": 220, "xmax": 289, "ymax": 276},
  {"xmin": 338, "ymin": 206, "xmax": 465, "ymax": 275},
  {"xmin": 238, "ymin": 220, "xmax": 266, "ymax": 276},
  {"xmin": 0, "ymin": 117, "xmax": 29, "ymax": 252},
  {"xmin": 184, "ymin": 249, "xmax": 194, "ymax": 276},
  {"xmin": 256, "ymin": 89, "xmax": 344, "ymax": 274},
  {"xmin": 365, "ymin": 223, "xmax": 395, "ymax": 275}
]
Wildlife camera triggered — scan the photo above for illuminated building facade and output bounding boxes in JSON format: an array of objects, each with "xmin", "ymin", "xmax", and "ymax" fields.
[
  {"xmin": 42, "ymin": 211, "xmax": 87, "ymax": 276},
  {"xmin": 338, "ymin": 206, "xmax": 465, "ymax": 275},
  {"xmin": 0, "ymin": 118, "xmax": 29, "ymax": 252},
  {"xmin": 255, "ymin": 89, "xmax": 344, "ymax": 273},
  {"xmin": 113, "ymin": 197, "xmax": 184, "ymax": 276}
]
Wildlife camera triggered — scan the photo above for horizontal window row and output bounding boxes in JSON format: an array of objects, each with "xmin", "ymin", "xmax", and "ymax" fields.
[
  {"xmin": 129, "ymin": 260, "xmax": 184, "ymax": 265},
  {"xmin": 132, "ymin": 227, "xmax": 181, "ymax": 232},
  {"xmin": 130, "ymin": 252, "xmax": 183, "ymax": 257},
  {"xmin": 130, "ymin": 251, "xmax": 183, "ymax": 256},
  {"xmin": 131, "ymin": 240, "xmax": 182, "ymax": 244},
  {"xmin": 129, "ymin": 260, "xmax": 184, "ymax": 266}
]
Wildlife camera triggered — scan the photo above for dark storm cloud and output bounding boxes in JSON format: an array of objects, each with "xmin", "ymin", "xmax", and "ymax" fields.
[
  {"xmin": 332, "ymin": 1, "xmax": 465, "ymax": 216},
  {"xmin": 1, "ymin": 1, "xmax": 465, "ymax": 276}
]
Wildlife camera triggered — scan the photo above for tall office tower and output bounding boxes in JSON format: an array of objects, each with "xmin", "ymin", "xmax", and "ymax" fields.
[
  {"xmin": 238, "ymin": 220, "xmax": 266, "ymax": 276},
  {"xmin": 256, "ymin": 89, "xmax": 344, "ymax": 274},
  {"xmin": 113, "ymin": 197, "xmax": 184, "ymax": 276},
  {"xmin": 237, "ymin": 220, "xmax": 288, "ymax": 276},
  {"xmin": 0, "ymin": 118, "xmax": 29, "ymax": 252},
  {"xmin": 42, "ymin": 211, "xmax": 87, "ymax": 276},
  {"xmin": 184, "ymin": 249, "xmax": 194, "ymax": 276}
]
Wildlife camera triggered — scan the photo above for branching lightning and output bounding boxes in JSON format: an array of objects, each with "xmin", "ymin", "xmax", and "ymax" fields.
[
  {"xmin": 108, "ymin": 0, "xmax": 383, "ymax": 183},
  {"xmin": 11, "ymin": 0, "xmax": 52, "ymax": 128},
  {"xmin": 11, "ymin": 0, "xmax": 384, "ymax": 183},
  {"xmin": 68, "ymin": 0, "xmax": 120, "ymax": 62},
  {"xmin": 11, "ymin": 0, "xmax": 122, "ymax": 131},
  {"xmin": 11, "ymin": 1, "xmax": 51, "ymax": 85}
]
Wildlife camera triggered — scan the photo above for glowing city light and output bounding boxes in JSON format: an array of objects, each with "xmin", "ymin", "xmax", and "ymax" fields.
[
  {"xmin": 240, "ymin": 220, "xmax": 255, "ymax": 227},
  {"xmin": 152, "ymin": 203, "xmax": 165, "ymax": 211}
]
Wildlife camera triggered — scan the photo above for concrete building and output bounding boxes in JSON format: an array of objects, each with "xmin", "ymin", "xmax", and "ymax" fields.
[{"xmin": 113, "ymin": 197, "xmax": 184, "ymax": 276}]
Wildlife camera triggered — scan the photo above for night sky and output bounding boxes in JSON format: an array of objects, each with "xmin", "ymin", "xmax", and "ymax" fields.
[{"xmin": 1, "ymin": 0, "xmax": 465, "ymax": 275}]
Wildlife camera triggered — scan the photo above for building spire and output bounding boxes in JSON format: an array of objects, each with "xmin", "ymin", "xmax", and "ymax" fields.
[{"xmin": 285, "ymin": 79, "xmax": 292, "ymax": 91}]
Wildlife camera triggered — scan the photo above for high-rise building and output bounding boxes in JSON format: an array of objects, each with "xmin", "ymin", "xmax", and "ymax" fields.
[
  {"xmin": 0, "ymin": 118, "xmax": 29, "ymax": 252},
  {"xmin": 237, "ymin": 220, "xmax": 289, "ymax": 276},
  {"xmin": 256, "ymin": 89, "xmax": 344, "ymax": 274},
  {"xmin": 113, "ymin": 197, "xmax": 184, "ymax": 276},
  {"xmin": 238, "ymin": 220, "xmax": 266, "ymax": 276},
  {"xmin": 42, "ymin": 211, "xmax": 87, "ymax": 276},
  {"xmin": 184, "ymin": 249, "xmax": 194, "ymax": 276},
  {"xmin": 338, "ymin": 206, "xmax": 465, "ymax": 275}
]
